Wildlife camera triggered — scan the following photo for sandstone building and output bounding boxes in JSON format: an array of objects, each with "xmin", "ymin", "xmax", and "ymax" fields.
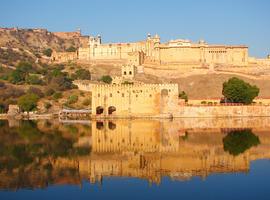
[
  {"xmin": 52, "ymin": 33, "xmax": 255, "ymax": 67},
  {"xmin": 91, "ymin": 83, "xmax": 179, "ymax": 118}
]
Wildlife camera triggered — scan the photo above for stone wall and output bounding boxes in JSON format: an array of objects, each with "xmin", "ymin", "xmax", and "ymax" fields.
[
  {"xmin": 75, "ymin": 34, "xmax": 249, "ymax": 67},
  {"xmin": 51, "ymin": 51, "xmax": 77, "ymax": 62},
  {"xmin": 175, "ymin": 105, "xmax": 270, "ymax": 118},
  {"xmin": 91, "ymin": 83, "xmax": 179, "ymax": 117}
]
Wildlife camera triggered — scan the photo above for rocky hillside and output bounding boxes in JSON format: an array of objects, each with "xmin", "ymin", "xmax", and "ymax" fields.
[
  {"xmin": 0, "ymin": 28, "xmax": 81, "ymax": 52},
  {"xmin": 0, "ymin": 28, "xmax": 82, "ymax": 66}
]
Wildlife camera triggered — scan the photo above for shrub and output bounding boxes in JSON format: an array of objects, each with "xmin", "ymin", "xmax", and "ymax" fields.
[
  {"xmin": 100, "ymin": 75, "xmax": 112, "ymax": 84},
  {"xmin": 179, "ymin": 91, "xmax": 188, "ymax": 102},
  {"xmin": 9, "ymin": 70, "xmax": 25, "ymax": 84},
  {"xmin": 53, "ymin": 92, "xmax": 63, "ymax": 100},
  {"xmin": 66, "ymin": 46, "xmax": 77, "ymax": 52},
  {"xmin": 71, "ymin": 69, "xmax": 91, "ymax": 80},
  {"xmin": 45, "ymin": 88, "xmax": 55, "ymax": 96},
  {"xmin": 67, "ymin": 95, "xmax": 78, "ymax": 104},
  {"xmin": 43, "ymin": 48, "xmax": 52, "ymax": 57},
  {"xmin": 26, "ymin": 75, "xmax": 42, "ymax": 85},
  {"xmin": 50, "ymin": 76, "xmax": 74, "ymax": 91},
  {"xmin": 16, "ymin": 61, "xmax": 33, "ymax": 73},
  {"xmin": 27, "ymin": 87, "xmax": 44, "ymax": 98}
]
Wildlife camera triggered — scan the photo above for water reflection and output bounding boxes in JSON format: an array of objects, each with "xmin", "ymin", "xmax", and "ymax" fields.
[{"xmin": 0, "ymin": 118, "xmax": 270, "ymax": 190}]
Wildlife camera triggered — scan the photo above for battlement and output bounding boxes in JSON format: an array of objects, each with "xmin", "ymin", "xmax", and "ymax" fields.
[{"xmin": 91, "ymin": 83, "xmax": 178, "ymax": 90}]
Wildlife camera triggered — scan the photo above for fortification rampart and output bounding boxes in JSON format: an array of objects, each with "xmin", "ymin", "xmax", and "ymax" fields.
[{"xmin": 175, "ymin": 105, "xmax": 270, "ymax": 118}]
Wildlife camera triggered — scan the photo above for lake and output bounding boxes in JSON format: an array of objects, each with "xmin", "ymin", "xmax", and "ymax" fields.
[{"xmin": 0, "ymin": 118, "xmax": 270, "ymax": 200}]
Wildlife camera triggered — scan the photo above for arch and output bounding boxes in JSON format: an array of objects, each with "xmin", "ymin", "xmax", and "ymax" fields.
[
  {"xmin": 161, "ymin": 89, "xmax": 169, "ymax": 96},
  {"xmin": 108, "ymin": 106, "xmax": 116, "ymax": 115},
  {"xmin": 96, "ymin": 106, "xmax": 104, "ymax": 115},
  {"xmin": 96, "ymin": 121, "xmax": 104, "ymax": 130},
  {"xmin": 108, "ymin": 121, "xmax": 116, "ymax": 130}
]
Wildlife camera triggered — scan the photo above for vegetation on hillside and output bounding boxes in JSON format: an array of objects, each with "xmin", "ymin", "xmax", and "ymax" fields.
[
  {"xmin": 0, "ymin": 120, "xmax": 91, "ymax": 171},
  {"xmin": 71, "ymin": 68, "xmax": 91, "ymax": 80},
  {"xmin": 66, "ymin": 46, "xmax": 77, "ymax": 52},
  {"xmin": 43, "ymin": 48, "xmax": 52, "ymax": 57},
  {"xmin": 18, "ymin": 93, "xmax": 39, "ymax": 112},
  {"xmin": 0, "ymin": 61, "xmax": 95, "ymax": 113}
]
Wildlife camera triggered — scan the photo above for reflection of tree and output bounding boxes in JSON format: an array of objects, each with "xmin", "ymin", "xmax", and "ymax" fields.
[
  {"xmin": 0, "ymin": 120, "xmax": 90, "ymax": 171},
  {"xmin": 223, "ymin": 129, "xmax": 260, "ymax": 156}
]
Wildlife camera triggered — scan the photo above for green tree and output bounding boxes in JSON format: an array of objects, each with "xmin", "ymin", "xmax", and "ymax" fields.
[
  {"xmin": 43, "ymin": 48, "xmax": 52, "ymax": 57},
  {"xmin": 223, "ymin": 129, "xmax": 260, "ymax": 156},
  {"xmin": 18, "ymin": 93, "xmax": 39, "ymax": 112},
  {"xmin": 179, "ymin": 91, "xmax": 188, "ymax": 102},
  {"xmin": 100, "ymin": 75, "xmax": 112, "ymax": 84},
  {"xmin": 9, "ymin": 70, "xmax": 25, "ymax": 84},
  {"xmin": 222, "ymin": 77, "xmax": 259, "ymax": 104},
  {"xmin": 8, "ymin": 62, "xmax": 34, "ymax": 84}
]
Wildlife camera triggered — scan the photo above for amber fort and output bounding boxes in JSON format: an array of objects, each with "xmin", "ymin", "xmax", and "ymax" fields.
[
  {"xmin": 50, "ymin": 30, "xmax": 270, "ymax": 119},
  {"xmin": 52, "ymin": 31, "xmax": 270, "ymax": 67}
]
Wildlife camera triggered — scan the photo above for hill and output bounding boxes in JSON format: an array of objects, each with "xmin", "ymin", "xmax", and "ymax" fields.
[{"xmin": 0, "ymin": 27, "xmax": 82, "ymax": 66}]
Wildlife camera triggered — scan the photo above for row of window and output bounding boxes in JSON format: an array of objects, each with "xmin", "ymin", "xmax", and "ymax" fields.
[
  {"xmin": 123, "ymin": 71, "xmax": 132, "ymax": 75},
  {"xmin": 97, "ymin": 93, "xmax": 153, "ymax": 98},
  {"xmin": 209, "ymin": 51, "xmax": 227, "ymax": 53}
]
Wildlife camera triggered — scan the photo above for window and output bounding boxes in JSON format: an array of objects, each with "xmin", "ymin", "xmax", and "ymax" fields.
[
  {"xmin": 124, "ymin": 71, "xmax": 127, "ymax": 75},
  {"xmin": 98, "ymin": 93, "xmax": 100, "ymax": 97},
  {"xmin": 129, "ymin": 71, "xmax": 132, "ymax": 75},
  {"xmin": 122, "ymin": 93, "xmax": 125, "ymax": 97},
  {"xmin": 110, "ymin": 93, "xmax": 112, "ymax": 97}
]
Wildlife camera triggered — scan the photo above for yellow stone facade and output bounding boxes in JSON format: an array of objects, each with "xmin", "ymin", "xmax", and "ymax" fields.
[
  {"xmin": 91, "ymin": 83, "xmax": 179, "ymax": 118},
  {"xmin": 78, "ymin": 34, "xmax": 249, "ymax": 66},
  {"xmin": 53, "ymin": 33, "xmax": 253, "ymax": 67}
]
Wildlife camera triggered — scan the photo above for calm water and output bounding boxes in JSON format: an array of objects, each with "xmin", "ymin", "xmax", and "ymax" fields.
[{"xmin": 0, "ymin": 118, "xmax": 270, "ymax": 200}]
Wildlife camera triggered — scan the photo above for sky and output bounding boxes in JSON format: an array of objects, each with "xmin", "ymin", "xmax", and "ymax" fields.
[{"xmin": 0, "ymin": 0, "xmax": 269, "ymax": 57}]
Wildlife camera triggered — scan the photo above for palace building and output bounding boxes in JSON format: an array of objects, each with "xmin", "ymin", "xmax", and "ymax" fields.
[{"xmin": 52, "ymin": 33, "xmax": 251, "ymax": 67}]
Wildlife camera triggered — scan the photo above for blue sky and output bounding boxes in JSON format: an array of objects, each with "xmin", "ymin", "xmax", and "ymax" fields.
[{"xmin": 0, "ymin": 0, "xmax": 269, "ymax": 57}]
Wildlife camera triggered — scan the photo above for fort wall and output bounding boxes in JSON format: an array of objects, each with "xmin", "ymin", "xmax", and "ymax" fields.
[
  {"xmin": 53, "ymin": 30, "xmax": 81, "ymax": 39},
  {"xmin": 52, "ymin": 33, "xmax": 256, "ymax": 67},
  {"xmin": 175, "ymin": 105, "xmax": 270, "ymax": 118},
  {"xmin": 91, "ymin": 83, "xmax": 179, "ymax": 118}
]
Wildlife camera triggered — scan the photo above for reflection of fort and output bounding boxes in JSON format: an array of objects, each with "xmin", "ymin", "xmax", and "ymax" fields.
[
  {"xmin": 1, "ymin": 118, "xmax": 270, "ymax": 190},
  {"xmin": 79, "ymin": 119, "xmax": 270, "ymax": 185}
]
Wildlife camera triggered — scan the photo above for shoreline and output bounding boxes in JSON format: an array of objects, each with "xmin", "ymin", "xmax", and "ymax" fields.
[{"xmin": 1, "ymin": 105, "xmax": 270, "ymax": 120}]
